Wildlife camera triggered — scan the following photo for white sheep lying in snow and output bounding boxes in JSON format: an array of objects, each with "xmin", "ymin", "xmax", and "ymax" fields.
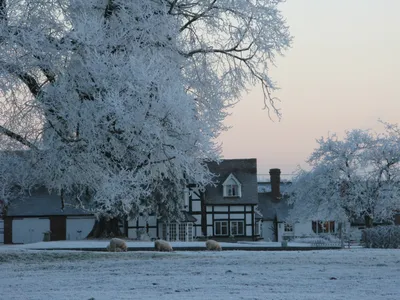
[
  {"xmin": 206, "ymin": 239, "xmax": 222, "ymax": 251},
  {"xmin": 106, "ymin": 238, "xmax": 128, "ymax": 252},
  {"xmin": 154, "ymin": 239, "xmax": 173, "ymax": 252}
]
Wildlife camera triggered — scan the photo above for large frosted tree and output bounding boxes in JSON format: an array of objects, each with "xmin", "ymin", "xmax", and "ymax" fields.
[
  {"xmin": 0, "ymin": 0, "xmax": 291, "ymax": 235},
  {"xmin": 287, "ymin": 123, "xmax": 400, "ymax": 228}
]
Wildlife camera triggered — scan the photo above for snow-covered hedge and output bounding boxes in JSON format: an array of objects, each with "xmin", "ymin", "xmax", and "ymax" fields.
[{"xmin": 361, "ymin": 226, "xmax": 400, "ymax": 249}]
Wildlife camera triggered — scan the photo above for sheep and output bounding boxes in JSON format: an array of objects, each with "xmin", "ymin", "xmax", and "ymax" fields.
[
  {"xmin": 106, "ymin": 238, "xmax": 128, "ymax": 252},
  {"xmin": 154, "ymin": 239, "xmax": 173, "ymax": 252},
  {"xmin": 206, "ymin": 239, "xmax": 222, "ymax": 251}
]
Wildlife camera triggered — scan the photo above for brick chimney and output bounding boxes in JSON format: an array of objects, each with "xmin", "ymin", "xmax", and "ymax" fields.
[{"xmin": 269, "ymin": 168, "xmax": 281, "ymax": 200}]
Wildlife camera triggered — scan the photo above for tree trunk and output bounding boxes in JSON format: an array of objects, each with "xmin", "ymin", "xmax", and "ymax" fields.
[
  {"xmin": 364, "ymin": 215, "xmax": 373, "ymax": 228},
  {"xmin": 87, "ymin": 217, "xmax": 125, "ymax": 239}
]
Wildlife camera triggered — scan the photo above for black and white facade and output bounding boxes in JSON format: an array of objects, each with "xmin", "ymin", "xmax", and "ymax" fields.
[{"xmin": 126, "ymin": 158, "xmax": 262, "ymax": 241}]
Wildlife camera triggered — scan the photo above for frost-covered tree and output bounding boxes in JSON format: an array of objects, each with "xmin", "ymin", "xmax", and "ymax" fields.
[
  {"xmin": 287, "ymin": 124, "xmax": 400, "ymax": 228},
  {"xmin": 0, "ymin": 0, "xmax": 291, "ymax": 236}
]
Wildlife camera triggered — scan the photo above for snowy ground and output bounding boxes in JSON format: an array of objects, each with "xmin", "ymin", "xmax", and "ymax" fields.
[{"xmin": 0, "ymin": 246, "xmax": 399, "ymax": 300}]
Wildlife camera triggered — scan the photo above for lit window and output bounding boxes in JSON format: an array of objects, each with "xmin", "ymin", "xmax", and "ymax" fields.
[{"xmin": 312, "ymin": 221, "xmax": 335, "ymax": 234}]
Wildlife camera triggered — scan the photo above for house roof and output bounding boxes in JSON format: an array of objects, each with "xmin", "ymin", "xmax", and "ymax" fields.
[
  {"xmin": 205, "ymin": 159, "xmax": 258, "ymax": 205},
  {"xmin": 6, "ymin": 188, "xmax": 92, "ymax": 217},
  {"xmin": 257, "ymin": 192, "xmax": 290, "ymax": 221}
]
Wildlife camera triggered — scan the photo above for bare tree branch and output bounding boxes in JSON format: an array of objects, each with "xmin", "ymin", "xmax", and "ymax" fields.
[
  {"xmin": 179, "ymin": 0, "xmax": 217, "ymax": 32},
  {"xmin": 0, "ymin": 125, "xmax": 38, "ymax": 149},
  {"xmin": 1, "ymin": 61, "xmax": 42, "ymax": 96}
]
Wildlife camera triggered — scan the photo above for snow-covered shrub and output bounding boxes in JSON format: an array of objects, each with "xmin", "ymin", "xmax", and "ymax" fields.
[
  {"xmin": 106, "ymin": 238, "xmax": 128, "ymax": 252},
  {"xmin": 154, "ymin": 239, "xmax": 173, "ymax": 252},
  {"xmin": 361, "ymin": 226, "xmax": 400, "ymax": 249},
  {"xmin": 205, "ymin": 240, "xmax": 222, "ymax": 251}
]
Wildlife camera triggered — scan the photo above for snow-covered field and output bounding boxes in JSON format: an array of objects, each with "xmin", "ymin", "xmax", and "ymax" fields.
[
  {"xmin": 1, "ymin": 240, "xmax": 323, "ymax": 250},
  {"xmin": 0, "ymin": 246, "xmax": 399, "ymax": 300}
]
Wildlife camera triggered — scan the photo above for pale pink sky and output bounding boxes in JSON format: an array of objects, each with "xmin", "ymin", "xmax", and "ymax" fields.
[{"xmin": 219, "ymin": 0, "xmax": 400, "ymax": 176}]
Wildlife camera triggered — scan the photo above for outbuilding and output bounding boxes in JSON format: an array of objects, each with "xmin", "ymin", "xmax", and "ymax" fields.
[{"xmin": 3, "ymin": 188, "xmax": 95, "ymax": 244}]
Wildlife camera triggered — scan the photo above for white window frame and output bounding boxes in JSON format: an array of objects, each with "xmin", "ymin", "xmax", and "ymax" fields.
[
  {"xmin": 284, "ymin": 223, "xmax": 293, "ymax": 232},
  {"xmin": 178, "ymin": 223, "xmax": 186, "ymax": 241},
  {"xmin": 222, "ymin": 174, "xmax": 242, "ymax": 198},
  {"xmin": 214, "ymin": 221, "xmax": 229, "ymax": 236},
  {"xmin": 230, "ymin": 220, "xmax": 244, "ymax": 236}
]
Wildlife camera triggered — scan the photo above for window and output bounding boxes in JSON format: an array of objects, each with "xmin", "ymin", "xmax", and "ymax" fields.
[
  {"xmin": 226, "ymin": 184, "xmax": 239, "ymax": 197},
  {"xmin": 215, "ymin": 221, "xmax": 228, "ymax": 236},
  {"xmin": 284, "ymin": 223, "xmax": 293, "ymax": 232},
  {"xmin": 223, "ymin": 174, "xmax": 242, "ymax": 197},
  {"xmin": 230, "ymin": 221, "xmax": 244, "ymax": 235},
  {"xmin": 169, "ymin": 223, "xmax": 177, "ymax": 241},
  {"xmin": 255, "ymin": 220, "xmax": 261, "ymax": 236},
  {"xmin": 312, "ymin": 221, "xmax": 335, "ymax": 234},
  {"xmin": 179, "ymin": 223, "xmax": 186, "ymax": 241}
]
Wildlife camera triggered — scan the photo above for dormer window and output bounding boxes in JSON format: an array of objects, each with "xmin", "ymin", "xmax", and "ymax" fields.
[
  {"xmin": 226, "ymin": 184, "xmax": 238, "ymax": 197},
  {"xmin": 223, "ymin": 174, "xmax": 242, "ymax": 197}
]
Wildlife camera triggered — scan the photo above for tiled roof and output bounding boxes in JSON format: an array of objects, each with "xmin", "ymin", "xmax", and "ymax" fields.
[
  {"xmin": 6, "ymin": 188, "xmax": 92, "ymax": 217},
  {"xmin": 205, "ymin": 159, "xmax": 258, "ymax": 205}
]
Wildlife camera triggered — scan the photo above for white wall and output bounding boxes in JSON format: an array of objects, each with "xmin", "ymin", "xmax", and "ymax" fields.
[
  {"xmin": 214, "ymin": 206, "xmax": 229, "ymax": 212},
  {"xmin": 230, "ymin": 206, "xmax": 244, "ymax": 212},
  {"xmin": 262, "ymin": 221, "xmax": 274, "ymax": 241},
  {"xmin": 147, "ymin": 216, "xmax": 157, "ymax": 227},
  {"xmin": 148, "ymin": 228, "xmax": 157, "ymax": 239},
  {"xmin": 214, "ymin": 214, "xmax": 228, "ymax": 220},
  {"xmin": 128, "ymin": 228, "xmax": 138, "ymax": 239},
  {"xmin": 66, "ymin": 217, "xmax": 96, "ymax": 240},
  {"xmin": 12, "ymin": 218, "xmax": 50, "ymax": 244},
  {"xmin": 206, "ymin": 214, "xmax": 212, "ymax": 225},
  {"xmin": 294, "ymin": 223, "xmax": 313, "ymax": 236},
  {"xmin": 192, "ymin": 201, "xmax": 201, "ymax": 212},
  {"xmin": 207, "ymin": 226, "xmax": 213, "ymax": 236}
]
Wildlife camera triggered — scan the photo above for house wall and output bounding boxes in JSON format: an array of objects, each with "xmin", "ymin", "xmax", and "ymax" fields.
[
  {"xmin": 293, "ymin": 221, "xmax": 341, "ymax": 237},
  {"xmin": 189, "ymin": 187, "xmax": 203, "ymax": 236},
  {"xmin": 261, "ymin": 221, "xmax": 293, "ymax": 242},
  {"xmin": 204, "ymin": 205, "xmax": 256, "ymax": 239},
  {"xmin": 294, "ymin": 223, "xmax": 312, "ymax": 236},
  {"xmin": 262, "ymin": 221, "xmax": 274, "ymax": 241},
  {"xmin": 126, "ymin": 215, "xmax": 158, "ymax": 240}
]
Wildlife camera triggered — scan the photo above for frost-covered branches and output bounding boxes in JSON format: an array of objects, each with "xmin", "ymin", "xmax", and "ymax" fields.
[
  {"xmin": 0, "ymin": 1, "xmax": 291, "ymax": 218},
  {"xmin": 288, "ymin": 124, "xmax": 400, "ymax": 226},
  {"xmin": 170, "ymin": 0, "xmax": 291, "ymax": 117}
]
